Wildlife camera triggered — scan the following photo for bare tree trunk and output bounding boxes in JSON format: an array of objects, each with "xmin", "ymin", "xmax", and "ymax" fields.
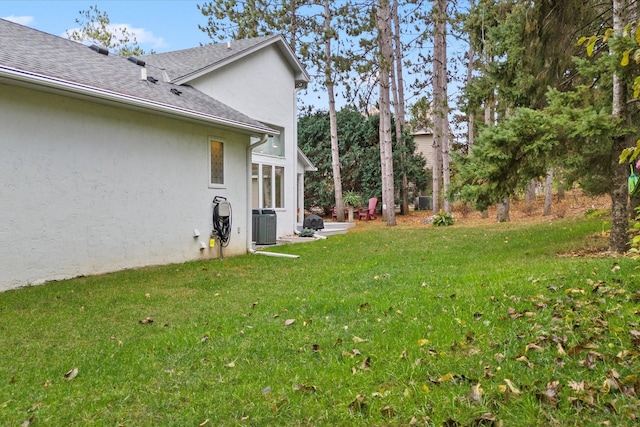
[
  {"xmin": 377, "ymin": 0, "xmax": 396, "ymax": 226},
  {"xmin": 466, "ymin": 0, "xmax": 475, "ymax": 153},
  {"xmin": 556, "ymin": 169, "xmax": 565, "ymax": 201},
  {"xmin": 610, "ymin": 0, "xmax": 630, "ymax": 252},
  {"xmin": 466, "ymin": 42, "xmax": 475, "ymax": 153},
  {"xmin": 432, "ymin": 0, "xmax": 447, "ymax": 213},
  {"xmin": 324, "ymin": 0, "xmax": 344, "ymax": 222},
  {"xmin": 391, "ymin": 0, "xmax": 408, "ymax": 215},
  {"xmin": 480, "ymin": 92, "xmax": 494, "ymax": 219},
  {"xmin": 497, "ymin": 199, "xmax": 510, "ymax": 222},
  {"xmin": 543, "ymin": 168, "xmax": 553, "ymax": 216},
  {"xmin": 525, "ymin": 179, "xmax": 536, "ymax": 203}
]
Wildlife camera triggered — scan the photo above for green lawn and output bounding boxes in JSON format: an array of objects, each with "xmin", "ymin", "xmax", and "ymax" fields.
[{"xmin": 1, "ymin": 217, "xmax": 639, "ymax": 426}]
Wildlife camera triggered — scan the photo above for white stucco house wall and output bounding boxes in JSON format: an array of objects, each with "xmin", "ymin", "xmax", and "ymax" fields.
[{"xmin": 0, "ymin": 19, "xmax": 311, "ymax": 291}]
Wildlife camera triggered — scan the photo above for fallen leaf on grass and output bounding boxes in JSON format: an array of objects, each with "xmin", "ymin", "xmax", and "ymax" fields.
[
  {"xmin": 294, "ymin": 384, "xmax": 317, "ymax": 393},
  {"xmin": 568, "ymin": 380, "xmax": 585, "ymax": 393},
  {"xmin": 199, "ymin": 419, "xmax": 210, "ymax": 426},
  {"xmin": 284, "ymin": 319, "xmax": 295, "ymax": 326},
  {"xmin": 64, "ymin": 368, "xmax": 78, "ymax": 380},
  {"xmin": 602, "ymin": 369, "xmax": 622, "ymax": 393},
  {"xmin": 380, "ymin": 405, "xmax": 396, "ymax": 418},
  {"xmin": 470, "ymin": 383, "xmax": 483, "ymax": 405},
  {"xmin": 139, "ymin": 317, "xmax": 153, "ymax": 324},
  {"xmin": 225, "ymin": 361, "xmax": 236, "ymax": 368},
  {"xmin": 536, "ymin": 381, "xmax": 560, "ymax": 407},
  {"xmin": 502, "ymin": 379, "xmax": 522, "ymax": 396},
  {"xmin": 347, "ymin": 394, "xmax": 368, "ymax": 414},
  {"xmin": 525, "ymin": 343, "xmax": 544, "ymax": 353},
  {"xmin": 472, "ymin": 413, "xmax": 499, "ymax": 426},
  {"xmin": 352, "ymin": 335, "xmax": 367, "ymax": 343},
  {"xmin": 360, "ymin": 357, "xmax": 371, "ymax": 371},
  {"xmin": 21, "ymin": 415, "xmax": 34, "ymax": 427}
]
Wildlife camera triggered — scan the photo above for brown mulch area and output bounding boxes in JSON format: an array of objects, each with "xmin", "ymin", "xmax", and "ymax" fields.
[
  {"xmin": 338, "ymin": 190, "xmax": 622, "ymax": 258},
  {"xmin": 346, "ymin": 189, "xmax": 610, "ymax": 230}
]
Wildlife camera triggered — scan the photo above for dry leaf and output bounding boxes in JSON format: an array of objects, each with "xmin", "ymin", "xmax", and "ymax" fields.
[
  {"xmin": 352, "ymin": 336, "xmax": 367, "ymax": 343},
  {"xmin": 21, "ymin": 415, "xmax": 34, "ymax": 427},
  {"xmin": 380, "ymin": 405, "xmax": 396, "ymax": 418},
  {"xmin": 342, "ymin": 350, "xmax": 354, "ymax": 358},
  {"xmin": 360, "ymin": 356, "xmax": 371, "ymax": 371},
  {"xmin": 139, "ymin": 317, "xmax": 153, "ymax": 324},
  {"xmin": 199, "ymin": 419, "xmax": 210, "ymax": 426},
  {"xmin": 525, "ymin": 343, "xmax": 544, "ymax": 353},
  {"xmin": 472, "ymin": 413, "xmax": 498, "ymax": 426},
  {"xmin": 294, "ymin": 384, "xmax": 317, "ymax": 392},
  {"xmin": 470, "ymin": 383, "xmax": 483, "ymax": 405},
  {"xmin": 536, "ymin": 381, "xmax": 560, "ymax": 407},
  {"xmin": 503, "ymin": 379, "xmax": 522, "ymax": 396},
  {"xmin": 225, "ymin": 361, "xmax": 236, "ymax": 368},
  {"xmin": 568, "ymin": 380, "xmax": 585, "ymax": 392},
  {"xmin": 284, "ymin": 319, "xmax": 295, "ymax": 326},
  {"xmin": 400, "ymin": 348, "xmax": 409, "ymax": 359},
  {"xmin": 64, "ymin": 368, "xmax": 78, "ymax": 380},
  {"xmin": 348, "ymin": 394, "xmax": 367, "ymax": 414},
  {"xmin": 557, "ymin": 343, "xmax": 566, "ymax": 355}
]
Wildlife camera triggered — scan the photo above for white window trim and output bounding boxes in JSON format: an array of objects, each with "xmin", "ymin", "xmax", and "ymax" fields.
[
  {"xmin": 208, "ymin": 137, "xmax": 226, "ymax": 189},
  {"xmin": 252, "ymin": 162, "xmax": 285, "ymax": 210}
]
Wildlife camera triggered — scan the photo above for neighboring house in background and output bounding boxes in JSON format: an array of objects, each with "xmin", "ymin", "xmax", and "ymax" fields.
[
  {"xmin": 0, "ymin": 19, "xmax": 311, "ymax": 291},
  {"xmin": 412, "ymin": 127, "xmax": 435, "ymax": 172}
]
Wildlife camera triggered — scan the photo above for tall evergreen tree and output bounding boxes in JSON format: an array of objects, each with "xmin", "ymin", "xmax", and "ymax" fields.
[
  {"xmin": 67, "ymin": 5, "xmax": 147, "ymax": 57},
  {"xmin": 377, "ymin": 0, "xmax": 397, "ymax": 225}
]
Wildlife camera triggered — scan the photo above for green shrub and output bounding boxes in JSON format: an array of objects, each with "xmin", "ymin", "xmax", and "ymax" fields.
[
  {"xmin": 584, "ymin": 207, "xmax": 609, "ymax": 218},
  {"xmin": 298, "ymin": 228, "xmax": 316, "ymax": 237},
  {"xmin": 342, "ymin": 191, "xmax": 362, "ymax": 207},
  {"xmin": 432, "ymin": 210, "xmax": 455, "ymax": 226}
]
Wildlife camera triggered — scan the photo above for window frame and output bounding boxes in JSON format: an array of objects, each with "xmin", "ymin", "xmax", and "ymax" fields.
[
  {"xmin": 252, "ymin": 162, "xmax": 285, "ymax": 209},
  {"xmin": 209, "ymin": 138, "xmax": 225, "ymax": 188}
]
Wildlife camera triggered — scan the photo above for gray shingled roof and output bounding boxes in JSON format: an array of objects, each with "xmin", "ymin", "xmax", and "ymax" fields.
[
  {"xmin": 143, "ymin": 35, "xmax": 310, "ymax": 86},
  {"xmin": 143, "ymin": 36, "xmax": 279, "ymax": 82},
  {"xmin": 0, "ymin": 19, "xmax": 274, "ymax": 134}
]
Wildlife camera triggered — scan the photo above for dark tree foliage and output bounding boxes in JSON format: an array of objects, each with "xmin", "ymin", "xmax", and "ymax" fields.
[{"xmin": 299, "ymin": 108, "xmax": 428, "ymax": 214}]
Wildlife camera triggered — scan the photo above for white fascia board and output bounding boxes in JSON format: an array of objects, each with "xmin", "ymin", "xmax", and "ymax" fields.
[{"xmin": 0, "ymin": 65, "xmax": 279, "ymax": 137}]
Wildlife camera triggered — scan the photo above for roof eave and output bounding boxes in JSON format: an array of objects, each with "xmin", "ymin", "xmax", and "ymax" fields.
[
  {"xmin": 172, "ymin": 35, "xmax": 311, "ymax": 87},
  {"xmin": 0, "ymin": 65, "xmax": 278, "ymax": 137},
  {"xmin": 297, "ymin": 147, "xmax": 317, "ymax": 172}
]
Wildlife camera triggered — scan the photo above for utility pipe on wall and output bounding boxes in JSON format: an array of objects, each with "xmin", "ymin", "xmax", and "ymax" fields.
[{"xmin": 246, "ymin": 134, "xmax": 271, "ymax": 251}]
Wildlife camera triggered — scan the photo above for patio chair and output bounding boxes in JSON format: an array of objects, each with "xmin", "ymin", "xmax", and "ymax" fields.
[
  {"xmin": 358, "ymin": 197, "xmax": 378, "ymax": 221},
  {"xmin": 331, "ymin": 206, "xmax": 348, "ymax": 221}
]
